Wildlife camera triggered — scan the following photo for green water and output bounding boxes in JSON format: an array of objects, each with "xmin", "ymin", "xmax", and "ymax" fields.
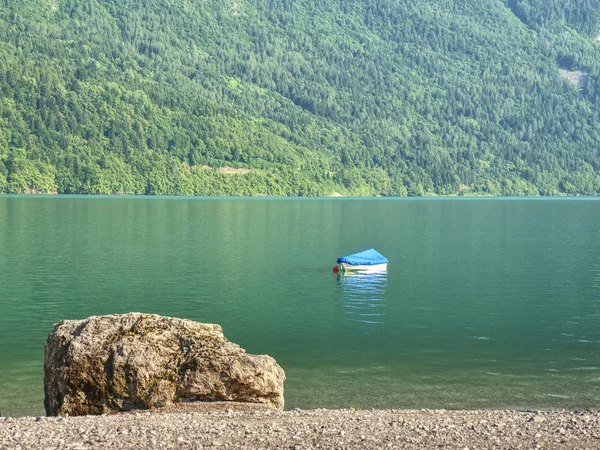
[{"xmin": 1, "ymin": 197, "xmax": 599, "ymax": 417}]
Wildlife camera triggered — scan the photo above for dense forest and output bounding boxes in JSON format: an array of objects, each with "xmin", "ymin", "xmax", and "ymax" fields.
[{"xmin": 1, "ymin": 0, "xmax": 600, "ymax": 196}]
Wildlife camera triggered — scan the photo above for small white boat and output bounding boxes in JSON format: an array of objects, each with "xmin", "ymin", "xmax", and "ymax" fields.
[
  {"xmin": 335, "ymin": 248, "xmax": 388, "ymax": 273},
  {"xmin": 338, "ymin": 262, "xmax": 387, "ymax": 273}
]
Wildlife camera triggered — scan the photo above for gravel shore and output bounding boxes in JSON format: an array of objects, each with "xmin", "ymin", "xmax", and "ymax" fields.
[{"xmin": 1, "ymin": 405, "xmax": 598, "ymax": 449}]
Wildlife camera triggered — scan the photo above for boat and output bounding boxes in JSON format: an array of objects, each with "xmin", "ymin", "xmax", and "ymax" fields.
[{"xmin": 335, "ymin": 248, "xmax": 388, "ymax": 273}]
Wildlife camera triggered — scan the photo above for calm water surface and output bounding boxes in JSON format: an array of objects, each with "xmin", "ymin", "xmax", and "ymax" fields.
[{"xmin": 1, "ymin": 197, "xmax": 599, "ymax": 416}]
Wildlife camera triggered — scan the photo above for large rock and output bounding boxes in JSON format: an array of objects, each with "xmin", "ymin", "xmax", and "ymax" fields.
[{"xmin": 44, "ymin": 313, "xmax": 285, "ymax": 416}]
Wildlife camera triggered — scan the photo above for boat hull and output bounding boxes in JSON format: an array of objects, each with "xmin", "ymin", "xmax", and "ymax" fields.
[{"xmin": 339, "ymin": 263, "xmax": 387, "ymax": 273}]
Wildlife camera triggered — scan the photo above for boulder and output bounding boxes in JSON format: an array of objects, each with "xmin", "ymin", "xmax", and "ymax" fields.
[{"xmin": 44, "ymin": 313, "xmax": 285, "ymax": 416}]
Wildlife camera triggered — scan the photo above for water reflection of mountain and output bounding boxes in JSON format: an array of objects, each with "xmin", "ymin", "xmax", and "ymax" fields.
[{"xmin": 338, "ymin": 272, "xmax": 388, "ymax": 331}]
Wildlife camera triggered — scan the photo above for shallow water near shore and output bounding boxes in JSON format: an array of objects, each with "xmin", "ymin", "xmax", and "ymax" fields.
[{"xmin": 1, "ymin": 197, "xmax": 599, "ymax": 416}]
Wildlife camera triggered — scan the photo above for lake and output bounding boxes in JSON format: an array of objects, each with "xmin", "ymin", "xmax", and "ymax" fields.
[{"xmin": 1, "ymin": 197, "xmax": 599, "ymax": 417}]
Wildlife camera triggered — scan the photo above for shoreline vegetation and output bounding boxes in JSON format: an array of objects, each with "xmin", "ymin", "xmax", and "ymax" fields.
[
  {"xmin": 0, "ymin": 191, "xmax": 597, "ymax": 197},
  {"xmin": 1, "ymin": 406, "xmax": 599, "ymax": 448},
  {"xmin": 1, "ymin": 169, "xmax": 599, "ymax": 198}
]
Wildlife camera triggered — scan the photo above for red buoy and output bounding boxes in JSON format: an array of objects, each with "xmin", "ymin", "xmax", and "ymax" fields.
[{"xmin": 332, "ymin": 265, "xmax": 339, "ymax": 273}]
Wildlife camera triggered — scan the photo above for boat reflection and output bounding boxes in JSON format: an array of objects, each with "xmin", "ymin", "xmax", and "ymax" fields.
[{"xmin": 337, "ymin": 271, "xmax": 388, "ymax": 331}]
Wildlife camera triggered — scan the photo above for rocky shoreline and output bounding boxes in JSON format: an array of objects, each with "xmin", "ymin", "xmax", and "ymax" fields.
[
  {"xmin": 1, "ymin": 406, "xmax": 598, "ymax": 449},
  {"xmin": 4, "ymin": 313, "xmax": 596, "ymax": 448}
]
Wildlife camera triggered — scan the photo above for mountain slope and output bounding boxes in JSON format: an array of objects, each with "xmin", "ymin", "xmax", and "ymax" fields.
[{"xmin": 1, "ymin": 0, "xmax": 600, "ymax": 195}]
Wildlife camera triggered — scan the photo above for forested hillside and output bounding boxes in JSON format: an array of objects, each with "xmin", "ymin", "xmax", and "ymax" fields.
[{"xmin": 1, "ymin": 0, "xmax": 600, "ymax": 195}]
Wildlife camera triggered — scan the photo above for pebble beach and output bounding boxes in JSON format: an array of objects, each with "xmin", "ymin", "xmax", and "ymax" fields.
[{"xmin": 1, "ymin": 405, "xmax": 599, "ymax": 449}]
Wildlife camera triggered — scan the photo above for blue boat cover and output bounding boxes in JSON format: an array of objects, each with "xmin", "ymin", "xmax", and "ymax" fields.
[{"xmin": 337, "ymin": 248, "xmax": 388, "ymax": 266}]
